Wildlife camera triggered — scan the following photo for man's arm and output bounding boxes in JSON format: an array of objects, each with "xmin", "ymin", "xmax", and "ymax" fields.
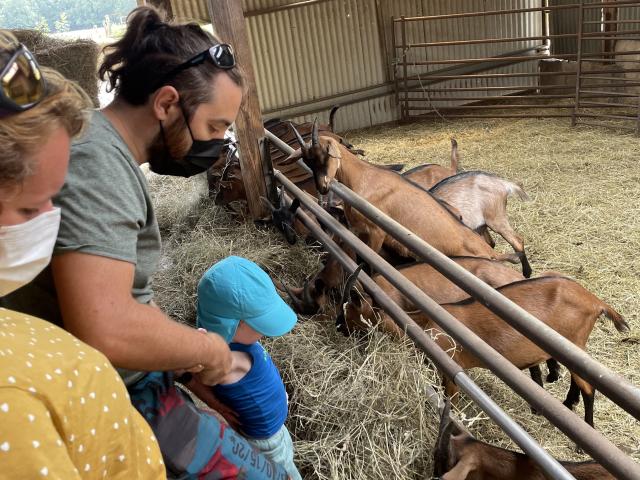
[{"xmin": 52, "ymin": 251, "xmax": 231, "ymax": 380}]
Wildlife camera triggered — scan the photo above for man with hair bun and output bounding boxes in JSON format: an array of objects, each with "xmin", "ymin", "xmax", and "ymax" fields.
[{"xmin": 2, "ymin": 7, "xmax": 292, "ymax": 479}]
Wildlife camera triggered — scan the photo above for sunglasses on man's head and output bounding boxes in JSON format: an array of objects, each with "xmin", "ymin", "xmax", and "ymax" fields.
[
  {"xmin": 152, "ymin": 43, "xmax": 236, "ymax": 92},
  {"xmin": 0, "ymin": 44, "xmax": 46, "ymax": 117}
]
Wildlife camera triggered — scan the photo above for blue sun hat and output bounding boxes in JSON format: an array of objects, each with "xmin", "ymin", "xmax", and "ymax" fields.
[{"xmin": 196, "ymin": 256, "xmax": 298, "ymax": 343}]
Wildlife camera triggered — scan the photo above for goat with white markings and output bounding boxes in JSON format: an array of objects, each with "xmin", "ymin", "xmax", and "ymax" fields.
[{"xmin": 427, "ymin": 171, "xmax": 532, "ymax": 277}]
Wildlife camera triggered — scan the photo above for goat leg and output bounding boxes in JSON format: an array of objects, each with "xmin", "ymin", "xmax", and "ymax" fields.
[
  {"xmin": 545, "ymin": 359, "xmax": 561, "ymax": 383},
  {"xmin": 520, "ymin": 252, "xmax": 533, "ymax": 279},
  {"xmin": 563, "ymin": 377, "xmax": 581, "ymax": 411}
]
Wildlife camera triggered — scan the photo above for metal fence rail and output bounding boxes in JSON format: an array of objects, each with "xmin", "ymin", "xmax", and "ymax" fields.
[
  {"xmin": 285, "ymin": 190, "xmax": 576, "ymax": 480},
  {"xmin": 393, "ymin": 1, "xmax": 640, "ymax": 128},
  {"xmin": 267, "ymin": 129, "xmax": 640, "ymax": 479}
]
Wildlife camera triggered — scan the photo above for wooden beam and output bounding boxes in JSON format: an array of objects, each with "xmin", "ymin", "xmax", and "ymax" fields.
[
  {"xmin": 207, "ymin": 0, "xmax": 269, "ymax": 220},
  {"xmin": 140, "ymin": 0, "xmax": 174, "ymax": 18}
]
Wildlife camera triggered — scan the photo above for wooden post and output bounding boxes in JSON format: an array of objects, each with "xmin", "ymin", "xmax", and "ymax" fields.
[
  {"xmin": 207, "ymin": 0, "xmax": 269, "ymax": 220},
  {"xmin": 603, "ymin": 4, "xmax": 618, "ymax": 60}
]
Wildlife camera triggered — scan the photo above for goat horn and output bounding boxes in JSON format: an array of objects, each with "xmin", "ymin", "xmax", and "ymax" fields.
[
  {"xmin": 289, "ymin": 122, "xmax": 307, "ymax": 150},
  {"xmin": 311, "ymin": 117, "xmax": 319, "ymax": 147},
  {"xmin": 340, "ymin": 263, "xmax": 365, "ymax": 308},
  {"xmin": 260, "ymin": 196, "xmax": 277, "ymax": 213},
  {"xmin": 273, "ymin": 276, "xmax": 306, "ymax": 313}
]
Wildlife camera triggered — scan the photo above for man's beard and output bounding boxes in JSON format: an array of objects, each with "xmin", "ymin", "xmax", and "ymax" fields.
[{"xmin": 146, "ymin": 116, "xmax": 191, "ymax": 175}]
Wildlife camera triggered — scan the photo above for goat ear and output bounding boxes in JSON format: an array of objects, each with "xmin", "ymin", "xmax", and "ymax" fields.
[
  {"xmin": 433, "ymin": 399, "xmax": 456, "ymax": 476},
  {"xmin": 327, "ymin": 140, "xmax": 342, "ymax": 160},
  {"xmin": 289, "ymin": 198, "xmax": 301, "ymax": 214}
]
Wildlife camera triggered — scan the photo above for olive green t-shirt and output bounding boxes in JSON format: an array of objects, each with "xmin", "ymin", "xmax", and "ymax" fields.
[{"xmin": 2, "ymin": 111, "xmax": 161, "ymax": 385}]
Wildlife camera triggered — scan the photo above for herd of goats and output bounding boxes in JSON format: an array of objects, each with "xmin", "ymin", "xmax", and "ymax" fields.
[{"xmin": 207, "ymin": 109, "xmax": 627, "ymax": 479}]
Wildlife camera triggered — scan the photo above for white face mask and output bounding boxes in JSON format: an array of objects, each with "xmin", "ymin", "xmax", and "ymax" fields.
[{"xmin": 0, "ymin": 207, "xmax": 61, "ymax": 297}]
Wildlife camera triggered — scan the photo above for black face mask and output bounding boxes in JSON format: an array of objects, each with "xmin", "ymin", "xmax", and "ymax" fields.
[{"xmin": 148, "ymin": 109, "xmax": 229, "ymax": 178}]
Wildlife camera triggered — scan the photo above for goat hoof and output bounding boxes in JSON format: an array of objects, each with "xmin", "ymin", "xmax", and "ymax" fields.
[
  {"xmin": 546, "ymin": 372, "xmax": 560, "ymax": 383},
  {"xmin": 563, "ymin": 399, "xmax": 577, "ymax": 411}
]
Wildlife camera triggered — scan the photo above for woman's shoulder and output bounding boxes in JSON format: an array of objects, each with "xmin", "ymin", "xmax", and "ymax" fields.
[{"xmin": 0, "ymin": 308, "xmax": 113, "ymax": 391}]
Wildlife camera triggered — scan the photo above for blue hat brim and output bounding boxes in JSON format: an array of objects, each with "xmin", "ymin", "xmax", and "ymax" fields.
[{"xmin": 244, "ymin": 292, "xmax": 297, "ymax": 338}]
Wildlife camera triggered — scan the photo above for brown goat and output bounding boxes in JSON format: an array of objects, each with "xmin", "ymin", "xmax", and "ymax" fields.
[
  {"xmin": 338, "ymin": 257, "xmax": 525, "ymax": 338},
  {"xmin": 427, "ymin": 171, "xmax": 532, "ymax": 277},
  {"xmin": 286, "ymin": 122, "xmax": 521, "ymax": 266},
  {"xmin": 338, "ymin": 258, "xmax": 560, "ymax": 386},
  {"xmin": 401, "ymin": 138, "xmax": 460, "ymax": 189},
  {"xmin": 426, "ymin": 277, "xmax": 627, "ymax": 426},
  {"xmin": 433, "ymin": 399, "xmax": 614, "ymax": 480},
  {"xmin": 343, "ymin": 275, "xmax": 627, "ymax": 426}
]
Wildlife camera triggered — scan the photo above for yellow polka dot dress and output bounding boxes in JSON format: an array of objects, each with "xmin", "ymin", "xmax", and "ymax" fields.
[{"xmin": 0, "ymin": 308, "xmax": 165, "ymax": 479}]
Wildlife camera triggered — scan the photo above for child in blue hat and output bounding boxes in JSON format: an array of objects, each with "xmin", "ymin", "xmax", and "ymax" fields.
[{"xmin": 196, "ymin": 256, "xmax": 302, "ymax": 480}]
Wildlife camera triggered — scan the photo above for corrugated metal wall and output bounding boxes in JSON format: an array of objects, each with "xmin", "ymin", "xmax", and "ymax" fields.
[
  {"xmin": 243, "ymin": 0, "xmax": 392, "ymax": 131},
  {"xmin": 146, "ymin": 0, "xmax": 551, "ymax": 130},
  {"xmin": 243, "ymin": 0, "xmax": 547, "ymax": 129}
]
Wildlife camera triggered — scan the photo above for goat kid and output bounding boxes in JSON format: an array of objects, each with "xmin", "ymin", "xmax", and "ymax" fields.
[
  {"xmin": 433, "ymin": 399, "xmax": 614, "ymax": 480},
  {"xmin": 286, "ymin": 121, "xmax": 520, "ymax": 267}
]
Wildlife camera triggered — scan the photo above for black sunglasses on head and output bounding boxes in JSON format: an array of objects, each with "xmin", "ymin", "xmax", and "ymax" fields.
[
  {"xmin": 152, "ymin": 43, "xmax": 236, "ymax": 92},
  {"xmin": 0, "ymin": 43, "xmax": 46, "ymax": 117}
]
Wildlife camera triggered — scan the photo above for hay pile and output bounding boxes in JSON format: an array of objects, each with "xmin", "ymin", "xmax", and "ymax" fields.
[
  {"xmin": 149, "ymin": 114, "xmax": 640, "ymax": 479},
  {"xmin": 347, "ymin": 115, "xmax": 640, "ymax": 460},
  {"xmin": 12, "ymin": 29, "xmax": 100, "ymax": 106},
  {"xmin": 148, "ymin": 170, "xmax": 442, "ymax": 478}
]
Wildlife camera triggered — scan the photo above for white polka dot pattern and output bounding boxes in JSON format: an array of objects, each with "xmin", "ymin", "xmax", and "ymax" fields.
[{"xmin": 0, "ymin": 309, "xmax": 166, "ymax": 478}]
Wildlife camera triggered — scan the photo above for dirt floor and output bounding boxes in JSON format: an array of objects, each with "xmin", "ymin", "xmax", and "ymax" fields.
[{"xmin": 149, "ymin": 114, "xmax": 640, "ymax": 479}]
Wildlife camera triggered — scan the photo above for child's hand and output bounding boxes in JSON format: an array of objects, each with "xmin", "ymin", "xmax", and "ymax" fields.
[{"xmin": 185, "ymin": 376, "xmax": 242, "ymax": 431}]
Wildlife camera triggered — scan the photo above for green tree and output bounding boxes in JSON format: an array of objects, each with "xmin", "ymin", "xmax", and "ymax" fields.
[
  {"xmin": 0, "ymin": 0, "xmax": 39, "ymax": 29},
  {"xmin": 35, "ymin": 17, "xmax": 51, "ymax": 34},
  {"xmin": 54, "ymin": 11, "xmax": 70, "ymax": 32},
  {"xmin": 0, "ymin": 0, "xmax": 136, "ymax": 32}
]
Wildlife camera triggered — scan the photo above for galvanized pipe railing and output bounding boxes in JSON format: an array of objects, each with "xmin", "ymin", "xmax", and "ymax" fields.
[
  {"xmin": 275, "ymin": 173, "xmax": 640, "ymax": 479},
  {"xmin": 328, "ymin": 180, "xmax": 640, "ymax": 421},
  {"xmin": 286, "ymin": 193, "xmax": 576, "ymax": 480}
]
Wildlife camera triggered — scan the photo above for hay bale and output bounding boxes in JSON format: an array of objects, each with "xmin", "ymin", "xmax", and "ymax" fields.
[{"xmin": 12, "ymin": 29, "xmax": 100, "ymax": 107}]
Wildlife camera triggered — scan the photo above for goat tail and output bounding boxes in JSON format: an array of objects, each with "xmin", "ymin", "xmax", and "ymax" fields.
[
  {"xmin": 503, "ymin": 180, "xmax": 530, "ymax": 202},
  {"xmin": 601, "ymin": 303, "xmax": 629, "ymax": 333},
  {"xmin": 329, "ymin": 105, "xmax": 341, "ymax": 131},
  {"xmin": 450, "ymin": 138, "xmax": 460, "ymax": 172}
]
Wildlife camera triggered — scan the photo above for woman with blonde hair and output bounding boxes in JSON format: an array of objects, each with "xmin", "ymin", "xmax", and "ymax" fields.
[{"xmin": 0, "ymin": 30, "xmax": 165, "ymax": 478}]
